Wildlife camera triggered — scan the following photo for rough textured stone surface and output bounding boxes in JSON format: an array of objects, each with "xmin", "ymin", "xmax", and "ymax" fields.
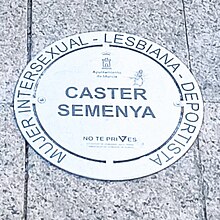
[
  {"xmin": 32, "ymin": 0, "xmax": 83, "ymax": 56},
  {"xmin": 0, "ymin": 0, "xmax": 27, "ymax": 104},
  {"xmin": 1, "ymin": 0, "xmax": 219, "ymax": 219},
  {"xmin": 0, "ymin": 104, "xmax": 25, "ymax": 219},
  {"xmin": 26, "ymin": 0, "xmax": 205, "ymax": 219},
  {"xmin": 138, "ymin": 0, "xmax": 188, "ymax": 65},
  {"xmin": 0, "ymin": 1, "xmax": 26, "ymax": 219},
  {"xmin": 185, "ymin": 0, "xmax": 220, "ymax": 102},
  {"xmin": 32, "ymin": 0, "xmax": 188, "ymax": 64},
  {"xmin": 27, "ymin": 146, "xmax": 203, "ymax": 220},
  {"xmin": 199, "ymin": 103, "xmax": 220, "ymax": 220}
]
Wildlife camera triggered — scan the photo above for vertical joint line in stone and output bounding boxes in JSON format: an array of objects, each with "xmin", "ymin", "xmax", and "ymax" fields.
[
  {"xmin": 23, "ymin": 141, "xmax": 29, "ymax": 220},
  {"xmin": 196, "ymin": 140, "xmax": 208, "ymax": 220},
  {"xmin": 27, "ymin": 0, "xmax": 33, "ymax": 62},
  {"xmin": 181, "ymin": 0, "xmax": 192, "ymax": 72},
  {"xmin": 182, "ymin": 1, "xmax": 207, "ymax": 219},
  {"xmin": 23, "ymin": 1, "xmax": 33, "ymax": 219}
]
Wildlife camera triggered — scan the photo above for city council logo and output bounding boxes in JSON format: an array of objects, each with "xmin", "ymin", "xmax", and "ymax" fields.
[{"xmin": 102, "ymin": 52, "xmax": 111, "ymax": 69}]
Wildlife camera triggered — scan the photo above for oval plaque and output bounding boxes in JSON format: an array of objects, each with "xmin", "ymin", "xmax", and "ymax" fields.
[{"xmin": 14, "ymin": 32, "xmax": 203, "ymax": 180}]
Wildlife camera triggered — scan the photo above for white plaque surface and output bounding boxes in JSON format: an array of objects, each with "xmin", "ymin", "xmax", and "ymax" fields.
[{"xmin": 14, "ymin": 32, "xmax": 203, "ymax": 180}]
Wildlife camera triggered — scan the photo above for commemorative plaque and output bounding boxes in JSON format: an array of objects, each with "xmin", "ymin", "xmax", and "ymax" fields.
[{"xmin": 14, "ymin": 32, "xmax": 203, "ymax": 180}]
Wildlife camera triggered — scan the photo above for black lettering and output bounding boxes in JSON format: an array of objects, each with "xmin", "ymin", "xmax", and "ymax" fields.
[
  {"xmin": 17, "ymin": 90, "xmax": 31, "ymax": 98},
  {"xmin": 145, "ymin": 44, "xmax": 153, "ymax": 53},
  {"xmin": 45, "ymin": 47, "xmax": 60, "ymax": 59},
  {"xmin": 80, "ymin": 87, "xmax": 93, "ymax": 99},
  {"xmin": 69, "ymin": 38, "xmax": 80, "ymax": 48},
  {"xmin": 18, "ymin": 109, "xmax": 31, "ymax": 113},
  {"xmin": 181, "ymin": 122, "xmax": 196, "ymax": 133},
  {"xmin": 102, "ymin": 105, "xmax": 113, "ymax": 117},
  {"xmin": 125, "ymin": 36, "xmax": 135, "ymax": 47},
  {"xmin": 161, "ymin": 151, "xmax": 174, "ymax": 162},
  {"xmin": 78, "ymin": 36, "xmax": 88, "ymax": 46},
  {"xmin": 116, "ymin": 106, "xmax": 128, "ymax": 117},
  {"xmin": 120, "ymin": 88, "xmax": 132, "ymax": 99},
  {"xmin": 37, "ymin": 54, "xmax": 51, "ymax": 65},
  {"xmin": 33, "ymin": 136, "xmax": 46, "ymax": 143},
  {"xmin": 50, "ymin": 149, "xmax": 66, "ymax": 163},
  {"xmin": 17, "ymin": 100, "xmax": 30, "ymax": 109},
  {"xmin": 19, "ymin": 81, "xmax": 33, "ymax": 90},
  {"xmin": 85, "ymin": 105, "xmax": 100, "ymax": 117},
  {"xmin": 83, "ymin": 136, "xmax": 93, "ymax": 141},
  {"xmin": 181, "ymin": 82, "xmax": 195, "ymax": 91},
  {"xmin": 30, "ymin": 63, "xmax": 43, "ymax": 72},
  {"xmin": 187, "ymin": 103, "xmax": 199, "ymax": 111},
  {"xmin": 72, "ymin": 105, "xmax": 83, "ymax": 116},
  {"xmin": 107, "ymin": 88, "xmax": 118, "ymax": 99},
  {"xmin": 167, "ymin": 63, "xmax": 180, "ymax": 73},
  {"xmin": 149, "ymin": 48, "xmax": 161, "ymax": 58},
  {"xmin": 104, "ymin": 33, "xmax": 112, "ymax": 43},
  {"xmin": 130, "ymin": 106, "xmax": 142, "ymax": 118},
  {"xmin": 184, "ymin": 93, "xmax": 199, "ymax": 101},
  {"xmin": 114, "ymin": 34, "xmax": 124, "ymax": 44},
  {"xmin": 21, "ymin": 117, "xmax": 35, "ymax": 128},
  {"xmin": 66, "ymin": 87, "xmax": 78, "ymax": 98},
  {"xmin": 177, "ymin": 134, "xmax": 192, "ymax": 143},
  {"xmin": 55, "ymin": 42, "xmax": 68, "ymax": 53},
  {"xmin": 167, "ymin": 143, "xmax": 181, "ymax": 154},
  {"xmin": 94, "ymin": 87, "xmax": 106, "ymax": 99},
  {"xmin": 23, "ymin": 71, "xmax": 39, "ymax": 81},
  {"xmin": 142, "ymin": 106, "xmax": 156, "ymax": 118},
  {"xmin": 118, "ymin": 136, "xmax": 127, "ymax": 142},
  {"xmin": 149, "ymin": 154, "xmax": 162, "ymax": 165},
  {"xmin": 26, "ymin": 126, "xmax": 41, "ymax": 138},
  {"xmin": 134, "ymin": 88, "xmax": 147, "ymax": 100},
  {"xmin": 39, "ymin": 142, "xmax": 53, "ymax": 154},
  {"xmin": 174, "ymin": 139, "xmax": 185, "ymax": 146},
  {"xmin": 185, "ymin": 112, "xmax": 199, "ymax": 122},
  {"xmin": 58, "ymin": 104, "xmax": 69, "ymax": 116},
  {"xmin": 136, "ymin": 39, "xmax": 147, "ymax": 50},
  {"xmin": 159, "ymin": 53, "xmax": 174, "ymax": 64}
]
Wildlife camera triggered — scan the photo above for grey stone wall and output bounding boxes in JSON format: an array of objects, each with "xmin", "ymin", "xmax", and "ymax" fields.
[{"xmin": 1, "ymin": 0, "xmax": 219, "ymax": 219}]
